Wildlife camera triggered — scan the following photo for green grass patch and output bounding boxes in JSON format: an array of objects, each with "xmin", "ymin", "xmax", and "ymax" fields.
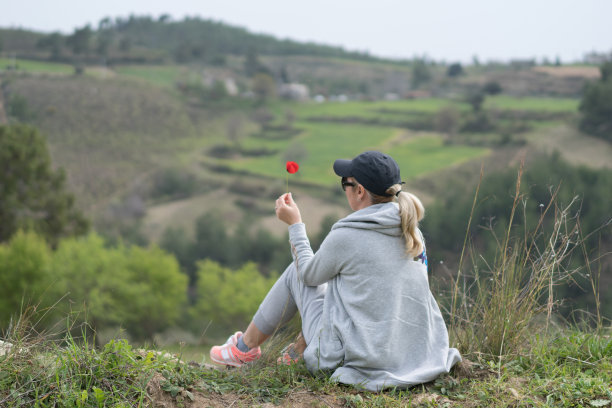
[
  {"xmin": 485, "ymin": 95, "xmax": 580, "ymax": 112},
  {"xmin": 212, "ymin": 122, "xmax": 488, "ymax": 186},
  {"xmin": 389, "ymin": 135, "xmax": 489, "ymax": 178},
  {"xmin": 114, "ymin": 65, "xmax": 191, "ymax": 88},
  {"xmin": 295, "ymin": 98, "xmax": 467, "ymax": 119},
  {"xmin": 0, "ymin": 57, "xmax": 73, "ymax": 74}
]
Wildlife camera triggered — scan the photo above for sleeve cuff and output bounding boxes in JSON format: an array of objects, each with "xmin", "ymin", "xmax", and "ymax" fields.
[{"xmin": 288, "ymin": 222, "xmax": 307, "ymax": 242}]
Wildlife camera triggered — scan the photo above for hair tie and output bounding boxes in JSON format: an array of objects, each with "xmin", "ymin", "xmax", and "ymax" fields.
[{"xmin": 395, "ymin": 190, "xmax": 402, "ymax": 197}]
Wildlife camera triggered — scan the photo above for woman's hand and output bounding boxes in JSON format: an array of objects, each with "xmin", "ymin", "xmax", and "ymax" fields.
[{"xmin": 275, "ymin": 193, "xmax": 302, "ymax": 225}]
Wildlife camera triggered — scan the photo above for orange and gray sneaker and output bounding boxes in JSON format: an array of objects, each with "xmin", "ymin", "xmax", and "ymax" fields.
[
  {"xmin": 277, "ymin": 343, "xmax": 301, "ymax": 365},
  {"xmin": 209, "ymin": 331, "xmax": 261, "ymax": 367}
]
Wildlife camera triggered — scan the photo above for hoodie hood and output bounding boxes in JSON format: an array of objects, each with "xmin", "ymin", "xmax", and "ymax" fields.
[{"xmin": 332, "ymin": 202, "xmax": 401, "ymax": 237}]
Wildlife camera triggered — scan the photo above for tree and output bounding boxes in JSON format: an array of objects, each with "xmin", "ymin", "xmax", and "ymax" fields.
[
  {"xmin": 0, "ymin": 125, "xmax": 89, "ymax": 246},
  {"xmin": 193, "ymin": 211, "xmax": 230, "ymax": 264},
  {"xmin": 601, "ymin": 62, "xmax": 612, "ymax": 81},
  {"xmin": 482, "ymin": 81, "xmax": 502, "ymax": 95},
  {"xmin": 36, "ymin": 32, "xmax": 64, "ymax": 60},
  {"xmin": 51, "ymin": 234, "xmax": 188, "ymax": 339},
  {"xmin": 66, "ymin": 25, "xmax": 92, "ymax": 56},
  {"xmin": 251, "ymin": 73, "xmax": 276, "ymax": 103},
  {"xmin": 435, "ymin": 106, "xmax": 461, "ymax": 139},
  {"xmin": 411, "ymin": 59, "xmax": 432, "ymax": 88},
  {"xmin": 0, "ymin": 231, "xmax": 52, "ymax": 327},
  {"xmin": 424, "ymin": 153, "xmax": 612, "ymax": 318},
  {"xmin": 191, "ymin": 260, "xmax": 277, "ymax": 331},
  {"xmin": 447, "ymin": 63, "xmax": 463, "ymax": 77},
  {"xmin": 251, "ymin": 107, "xmax": 274, "ymax": 130},
  {"xmin": 280, "ymin": 66, "xmax": 290, "ymax": 83},
  {"xmin": 466, "ymin": 91, "xmax": 485, "ymax": 112},
  {"xmin": 579, "ymin": 62, "xmax": 612, "ymax": 141},
  {"xmin": 122, "ymin": 245, "xmax": 188, "ymax": 338},
  {"xmin": 6, "ymin": 94, "xmax": 35, "ymax": 123},
  {"xmin": 244, "ymin": 49, "xmax": 269, "ymax": 77}
]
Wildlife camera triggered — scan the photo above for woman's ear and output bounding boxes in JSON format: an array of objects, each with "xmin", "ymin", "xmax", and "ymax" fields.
[{"xmin": 357, "ymin": 184, "xmax": 366, "ymax": 198}]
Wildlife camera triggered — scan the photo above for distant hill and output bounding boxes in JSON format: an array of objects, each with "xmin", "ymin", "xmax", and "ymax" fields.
[{"xmin": 0, "ymin": 15, "xmax": 386, "ymax": 65}]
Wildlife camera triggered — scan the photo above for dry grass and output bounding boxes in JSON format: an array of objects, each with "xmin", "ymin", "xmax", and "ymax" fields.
[
  {"xmin": 526, "ymin": 124, "xmax": 612, "ymax": 170},
  {"xmin": 448, "ymin": 163, "xmax": 591, "ymax": 359},
  {"xmin": 532, "ymin": 66, "xmax": 601, "ymax": 79}
]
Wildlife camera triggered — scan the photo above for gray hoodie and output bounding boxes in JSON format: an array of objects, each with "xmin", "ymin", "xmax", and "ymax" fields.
[{"xmin": 288, "ymin": 202, "xmax": 461, "ymax": 391}]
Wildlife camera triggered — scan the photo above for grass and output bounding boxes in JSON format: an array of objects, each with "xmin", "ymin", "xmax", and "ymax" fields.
[
  {"xmin": 484, "ymin": 95, "xmax": 580, "ymax": 112},
  {"xmin": 2, "ymin": 172, "xmax": 610, "ymax": 407},
  {"xmin": 211, "ymin": 122, "xmax": 489, "ymax": 186},
  {"xmin": 294, "ymin": 98, "xmax": 470, "ymax": 119},
  {"xmin": 114, "ymin": 65, "xmax": 192, "ymax": 88},
  {"xmin": 1, "ymin": 171, "xmax": 610, "ymax": 406},
  {"xmin": 1, "ymin": 321, "xmax": 610, "ymax": 407},
  {"xmin": 0, "ymin": 58, "xmax": 74, "ymax": 75}
]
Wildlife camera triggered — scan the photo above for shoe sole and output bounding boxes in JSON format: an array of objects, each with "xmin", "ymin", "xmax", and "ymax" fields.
[{"xmin": 209, "ymin": 354, "xmax": 243, "ymax": 367}]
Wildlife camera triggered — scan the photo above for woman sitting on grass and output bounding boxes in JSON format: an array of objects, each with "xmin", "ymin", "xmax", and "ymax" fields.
[{"xmin": 210, "ymin": 151, "xmax": 461, "ymax": 391}]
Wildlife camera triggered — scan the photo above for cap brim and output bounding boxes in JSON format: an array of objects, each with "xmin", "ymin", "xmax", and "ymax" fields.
[{"xmin": 333, "ymin": 159, "xmax": 352, "ymax": 177}]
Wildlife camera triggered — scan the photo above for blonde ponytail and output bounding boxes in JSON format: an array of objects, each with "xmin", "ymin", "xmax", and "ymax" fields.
[{"xmin": 371, "ymin": 184, "xmax": 425, "ymax": 257}]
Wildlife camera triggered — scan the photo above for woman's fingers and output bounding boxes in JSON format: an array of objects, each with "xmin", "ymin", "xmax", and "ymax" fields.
[{"xmin": 275, "ymin": 193, "xmax": 302, "ymax": 225}]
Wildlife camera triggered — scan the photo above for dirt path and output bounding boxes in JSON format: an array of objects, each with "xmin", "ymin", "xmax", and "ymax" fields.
[{"xmin": 526, "ymin": 124, "xmax": 612, "ymax": 169}]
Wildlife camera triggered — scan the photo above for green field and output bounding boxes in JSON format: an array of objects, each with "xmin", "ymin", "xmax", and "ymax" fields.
[
  {"xmin": 212, "ymin": 120, "xmax": 488, "ymax": 186},
  {"xmin": 114, "ymin": 65, "xmax": 193, "ymax": 88},
  {"xmin": 484, "ymin": 95, "xmax": 580, "ymax": 111},
  {"xmin": 294, "ymin": 98, "xmax": 469, "ymax": 118},
  {"xmin": 0, "ymin": 57, "xmax": 73, "ymax": 74}
]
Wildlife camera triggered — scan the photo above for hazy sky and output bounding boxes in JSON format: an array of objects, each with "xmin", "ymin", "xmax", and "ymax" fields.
[{"xmin": 1, "ymin": 0, "xmax": 611, "ymax": 63}]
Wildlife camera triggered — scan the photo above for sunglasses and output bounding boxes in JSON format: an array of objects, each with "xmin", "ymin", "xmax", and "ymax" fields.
[{"xmin": 341, "ymin": 177, "xmax": 357, "ymax": 191}]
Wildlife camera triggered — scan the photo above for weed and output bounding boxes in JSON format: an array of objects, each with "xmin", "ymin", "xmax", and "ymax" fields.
[{"xmin": 447, "ymin": 163, "xmax": 594, "ymax": 361}]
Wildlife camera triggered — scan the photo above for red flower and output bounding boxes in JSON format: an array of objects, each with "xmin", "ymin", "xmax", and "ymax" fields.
[{"xmin": 286, "ymin": 161, "xmax": 299, "ymax": 174}]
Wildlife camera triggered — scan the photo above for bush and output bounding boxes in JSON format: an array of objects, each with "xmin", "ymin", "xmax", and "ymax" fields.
[
  {"xmin": 6, "ymin": 93, "xmax": 35, "ymax": 122},
  {"xmin": 151, "ymin": 167, "xmax": 197, "ymax": 200},
  {"xmin": 447, "ymin": 63, "xmax": 463, "ymax": 77},
  {"xmin": 579, "ymin": 66, "xmax": 612, "ymax": 141},
  {"xmin": 460, "ymin": 111, "xmax": 494, "ymax": 133},
  {"xmin": 0, "ymin": 231, "xmax": 52, "ymax": 327},
  {"xmin": 425, "ymin": 154, "xmax": 612, "ymax": 321},
  {"xmin": 51, "ymin": 233, "xmax": 188, "ymax": 339},
  {"xmin": 482, "ymin": 81, "xmax": 502, "ymax": 95},
  {"xmin": 435, "ymin": 106, "xmax": 461, "ymax": 137},
  {"xmin": 191, "ymin": 260, "xmax": 277, "ymax": 332}
]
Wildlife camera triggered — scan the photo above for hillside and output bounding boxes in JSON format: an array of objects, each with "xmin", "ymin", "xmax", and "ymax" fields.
[
  {"xmin": 1, "ymin": 56, "xmax": 606, "ymax": 239},
  {"xmin": 0, "ymin": 16, "xmax": 380, "ymax": 65},
  {"xmin": 1, "ymin": 22, "xmax": 610, "ymax": 323},
  {"xmin": 1, "ymin": 25, "xmax": 610, "ymax": 408}
]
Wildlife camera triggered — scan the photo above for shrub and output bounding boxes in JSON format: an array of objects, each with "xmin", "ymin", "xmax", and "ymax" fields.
[
  {"xmin": 447, "ymin": 63, "xmax": 463, "ymax": 77},
  {"xmin": 0, "ymin": 231, "xmax": 52, "ymax": 328},
  {"xmin": 51, "ymin": 233, "xmax": 188, "ymax": 339},
  {"xmin": 151, "ymin": 167, "xmax": 197, "ymax": 200},
  {"xmin": 191, "ymin": 260, "xmax": 277, "ymax": 332},
  {"xmin": 447, "ymin": 166, "xmax": 588, "ymax": 358},
  {"xmin": 482, "ymin": 81, "xmax": 502, "ymax": 95},
  {"xmin": 579, "ymin": 64, "xmax": 612, "ymax": 141}
]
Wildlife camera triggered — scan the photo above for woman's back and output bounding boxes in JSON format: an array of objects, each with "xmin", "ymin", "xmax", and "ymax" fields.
[{"xmin": 300, "ymin": 202, "xmax": 461, "ymax": 391}]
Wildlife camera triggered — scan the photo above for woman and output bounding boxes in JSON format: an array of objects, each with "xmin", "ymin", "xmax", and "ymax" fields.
[{"xmin": 210, "ymin": 151, "xmax": 461, "ymax": 391}]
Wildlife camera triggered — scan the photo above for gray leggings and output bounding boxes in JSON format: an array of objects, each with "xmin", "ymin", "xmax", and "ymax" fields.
[{"xmin": 252, "ymin": 262, "xmax": 327, "ymax": 344}]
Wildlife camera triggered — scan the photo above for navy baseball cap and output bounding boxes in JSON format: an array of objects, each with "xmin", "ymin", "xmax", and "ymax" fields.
[{"xmin": 333, "ymin": 151, "xmax": 401, "ymax": 196}]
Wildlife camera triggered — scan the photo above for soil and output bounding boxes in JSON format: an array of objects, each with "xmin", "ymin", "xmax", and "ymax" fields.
[{"xmin": 146, "ymin": 371, "xmax": 345, "ymax": 408}]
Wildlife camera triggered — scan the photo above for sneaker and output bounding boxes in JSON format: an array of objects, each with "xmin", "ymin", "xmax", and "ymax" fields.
[
  {"xmin": 210, "ymin": 332, "xmax": 261, "ymax": 367},
  {"xmin": 277, "ymin": 343, "xmax": 301, "ymax": 365}
]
